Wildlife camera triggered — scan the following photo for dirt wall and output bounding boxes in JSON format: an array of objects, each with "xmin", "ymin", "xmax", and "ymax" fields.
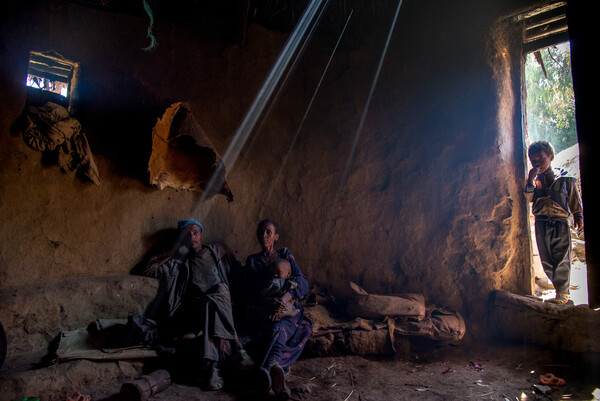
[{"xmin": 0, "ymin": 0, "xmax": 534, "ymax": 340}]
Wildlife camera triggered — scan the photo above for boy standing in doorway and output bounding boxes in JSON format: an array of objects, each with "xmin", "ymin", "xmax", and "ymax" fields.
[{"xmin": 525, "ymin": 141, "xmax": 584, "ymax": 304}]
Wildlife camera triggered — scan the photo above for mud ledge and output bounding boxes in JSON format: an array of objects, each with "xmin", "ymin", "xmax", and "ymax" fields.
[
  {"xmin": 0, "ymin": 274, "xmax": 158, "ymax": 374},
  {"xmin": 489, "ymin": 290, "xmax": 600, "ymax": 353}
]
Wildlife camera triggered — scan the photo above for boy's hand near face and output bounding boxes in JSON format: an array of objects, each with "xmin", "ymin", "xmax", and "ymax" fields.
[{"xmin": 527, "ymin": 167, "xmax": 539, "ymax": 186}]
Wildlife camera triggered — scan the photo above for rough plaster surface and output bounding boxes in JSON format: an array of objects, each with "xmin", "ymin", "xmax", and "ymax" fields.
[{"xmin": 1, "ymin": 0, "xmax": 536, "ymax": 353}]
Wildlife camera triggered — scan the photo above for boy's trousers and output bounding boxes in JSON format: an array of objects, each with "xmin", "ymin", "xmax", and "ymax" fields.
[{"xmin": 534, "ymin": 218, "xmax": 571, "ymax": 295}]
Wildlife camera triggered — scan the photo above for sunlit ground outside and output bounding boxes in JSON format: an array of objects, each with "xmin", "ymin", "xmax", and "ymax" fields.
[{"xmin": 534, "ymin": 257, "xmax": 588, "ymax": 305}]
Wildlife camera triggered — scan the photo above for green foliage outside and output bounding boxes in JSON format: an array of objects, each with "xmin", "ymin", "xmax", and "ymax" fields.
[{"xmin": 525, "ymin": 42, "xmax": 577, "ymax": 154}]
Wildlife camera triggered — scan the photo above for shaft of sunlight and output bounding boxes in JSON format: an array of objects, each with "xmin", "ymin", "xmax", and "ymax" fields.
[
  {"xmin": 242, "ymin": 0, "xmax": 332, "ymax": 157},
  {"xmin": 262, "ymin": 9, "xmax": 355, "ymax": 212},
  {"xmin": 338, "ymin": 0, "xmax": 403, "ymax": 194},
  {"xmin": 196, "ymin": 0, "xmax": 326, "ymax": 218},
  {"xmin": 315, "ymin": 0, "xmax": 404, "ymax": 261}
]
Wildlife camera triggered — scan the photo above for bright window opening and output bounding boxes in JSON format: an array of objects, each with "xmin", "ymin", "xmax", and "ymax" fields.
[
  {"xmin": 26, "ymin": 75, "xmax": 69, "ymax": 97},
  {"xmin": 25, "ymin": 50, "xmax": 80, "ymax": 112}
]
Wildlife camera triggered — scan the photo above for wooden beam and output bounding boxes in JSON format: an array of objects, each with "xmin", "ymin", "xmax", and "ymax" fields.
[
  {"xmin": 513, "ymin": 1, "xmax": 567, "ymax": 21},
  {"xmin": 524, "ymin": 13, "xmax": 566, "ymax": 31},
  {"xmin": 524, "ymin": 23, "xmax": 568, "ymax": 44},
  {"xmin": 523, "ymin": 31, "xmax": 570, "ymax": 54}
]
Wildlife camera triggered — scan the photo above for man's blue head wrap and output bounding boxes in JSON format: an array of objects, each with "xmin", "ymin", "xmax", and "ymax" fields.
[{"xmin": 178, "ymin": 219, "xmax": 204, "ymax": 232}]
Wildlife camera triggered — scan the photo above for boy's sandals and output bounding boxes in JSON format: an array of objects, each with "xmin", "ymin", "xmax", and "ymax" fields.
[
  {"xmin": 547, "ymin": 293, "xmax": 570, "ymax": 305},
  {"xmin": 539, "ymin": 373, "xmax": 565, "ymax": 386}
]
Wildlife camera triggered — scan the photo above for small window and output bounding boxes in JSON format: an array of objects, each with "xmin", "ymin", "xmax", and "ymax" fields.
[{"xmin": 25, "ymin": 51, "xmax": 80, "ymax": 112}]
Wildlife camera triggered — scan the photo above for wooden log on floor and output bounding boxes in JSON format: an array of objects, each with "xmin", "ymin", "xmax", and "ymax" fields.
[{"xmin": 120, "ymin": 369, "xmax": 171, "ymax": 401}]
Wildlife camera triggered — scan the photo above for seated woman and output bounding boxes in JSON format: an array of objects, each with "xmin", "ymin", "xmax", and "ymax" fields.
[
  {"xmin": 242, "ymin": 219, "xmax": 313, "ymax": 400},
  {"xmin": 141, "ymin": 219, "xmax": 252, "ymax": 390}
]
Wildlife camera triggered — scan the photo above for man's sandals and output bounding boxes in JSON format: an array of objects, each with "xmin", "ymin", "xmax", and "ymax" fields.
[
  {"xmin": 539, "ymin": 373, "xmax": 566, "ymax": 386},
  {"xmin": 208, "ymin": 367, "xmax": 224, "ymax": 391}
]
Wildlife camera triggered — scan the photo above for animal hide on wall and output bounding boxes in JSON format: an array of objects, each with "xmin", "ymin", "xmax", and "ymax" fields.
[{"xmin": 148, "ymin": 102, "xmax": 233, "ymax": 201}]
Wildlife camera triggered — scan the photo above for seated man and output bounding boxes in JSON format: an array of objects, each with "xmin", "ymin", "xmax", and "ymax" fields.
[{"xmin": 141, "ymin": 219, "xmax": 253, "ymax": 390}]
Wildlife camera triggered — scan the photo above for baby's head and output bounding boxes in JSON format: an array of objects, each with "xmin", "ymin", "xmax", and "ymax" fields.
[{"xmin": 270, "ymin": 259, "xmax": 291, "ymax": 279}]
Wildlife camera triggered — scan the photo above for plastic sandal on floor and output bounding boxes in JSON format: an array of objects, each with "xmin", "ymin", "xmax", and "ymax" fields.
[{"xmin": 540, "ymin": 373, "xmax": 566, "ymax": 386}]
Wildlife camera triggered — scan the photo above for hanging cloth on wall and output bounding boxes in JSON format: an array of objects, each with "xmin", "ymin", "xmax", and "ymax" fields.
[{"xmin": 20, "ymin": 102, "xmax": 100, "ymax": 185}]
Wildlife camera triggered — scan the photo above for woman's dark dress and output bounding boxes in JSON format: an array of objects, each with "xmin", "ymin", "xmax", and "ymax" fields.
[{"xmin": 244, "ymin": 247, "xmax": 313, "ymax": 373}]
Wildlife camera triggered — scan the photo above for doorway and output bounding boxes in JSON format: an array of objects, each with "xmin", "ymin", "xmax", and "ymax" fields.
[{"xmin": 523, "ymin": 41, "xmax": 587, "ymax": 305}]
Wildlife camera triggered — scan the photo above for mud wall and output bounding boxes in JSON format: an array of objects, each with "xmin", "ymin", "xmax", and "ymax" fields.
[{"xmin": 1, "ymin": 0, "xmax": 539, "ymax": 338}]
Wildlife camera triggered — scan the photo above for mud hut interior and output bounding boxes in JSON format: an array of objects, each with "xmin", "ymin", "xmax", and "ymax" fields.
[{"xmin": 1, "ymin": 0, "xmax": 599, "ymax": 400}]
